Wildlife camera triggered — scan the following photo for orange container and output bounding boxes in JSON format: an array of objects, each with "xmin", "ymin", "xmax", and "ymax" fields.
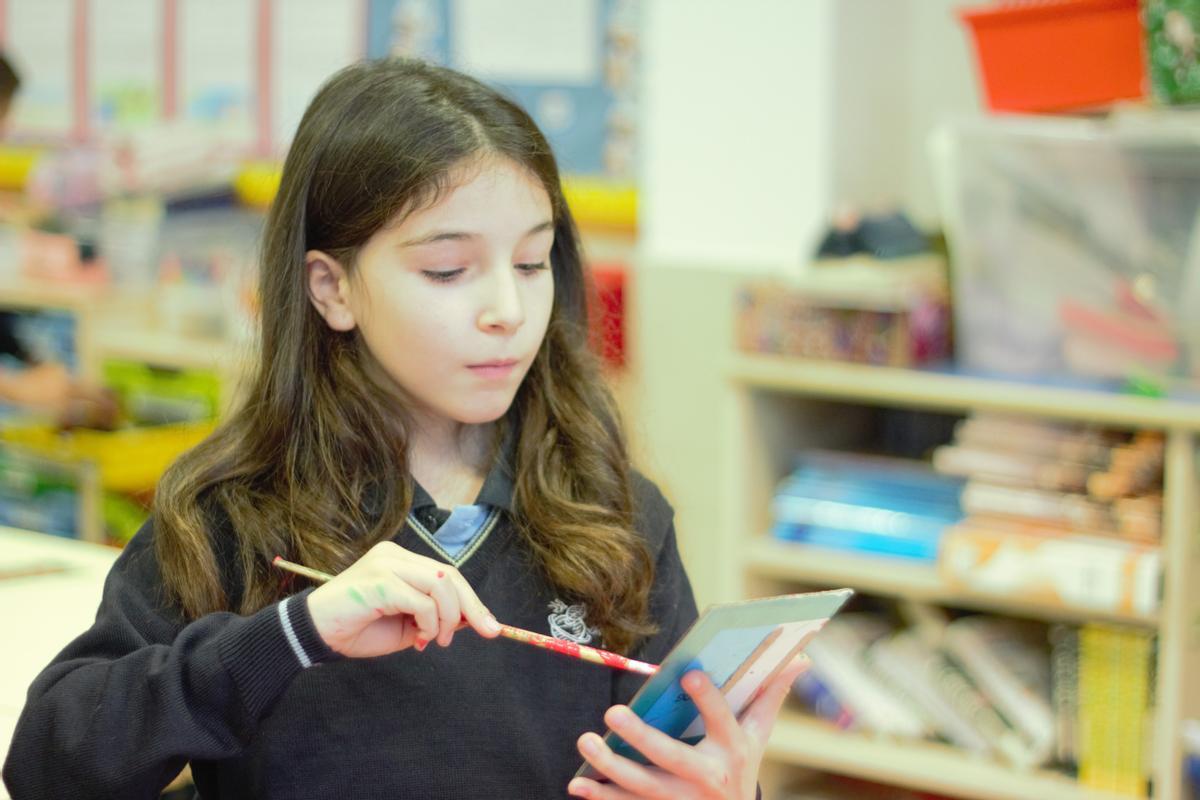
[{"xmin": 959, "ymin": 0, "xmax": 1146, "ymax": 112}]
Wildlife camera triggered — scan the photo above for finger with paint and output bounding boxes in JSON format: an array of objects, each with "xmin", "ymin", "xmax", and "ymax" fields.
[{"xmin": 300, "ymin": 542, "xmax": 503, "ymax": 659}]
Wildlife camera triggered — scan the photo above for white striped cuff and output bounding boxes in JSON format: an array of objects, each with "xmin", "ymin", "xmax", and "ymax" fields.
[{"xmin": 278, "ymin": 596, "xmax": 314, "ymax": 669}]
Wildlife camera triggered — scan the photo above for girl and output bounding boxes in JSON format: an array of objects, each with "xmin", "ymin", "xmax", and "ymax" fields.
[{"xmin": 2, "ymin": 59, "xmax": 804, "ymax": 799}]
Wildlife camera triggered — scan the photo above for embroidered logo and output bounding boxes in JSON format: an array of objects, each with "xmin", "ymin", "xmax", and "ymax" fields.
[{"xmin": 547, "ymin": 598, "xmax": 600, "ymax": 645}]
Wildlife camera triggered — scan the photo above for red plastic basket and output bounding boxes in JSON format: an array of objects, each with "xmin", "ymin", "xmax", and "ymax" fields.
[{"xmin": 959, "ymin": 0, "xmax": 1146, "ymax": 112}]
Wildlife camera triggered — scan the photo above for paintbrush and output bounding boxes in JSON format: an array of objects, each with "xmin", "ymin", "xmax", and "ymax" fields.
[{"xmin": 272, "ymin": 556, "xmax": 659, "ymax": 676}]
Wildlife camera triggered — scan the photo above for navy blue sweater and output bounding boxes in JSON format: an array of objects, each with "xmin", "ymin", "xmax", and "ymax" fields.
[{"xmin": 3, "ymin": 471, "xmax": 697, "ymax": 799}]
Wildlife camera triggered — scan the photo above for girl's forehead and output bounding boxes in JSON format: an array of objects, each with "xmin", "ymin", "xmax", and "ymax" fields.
[{"xmin": 385, "ymin": 158, "xmax": 553, "ymax": 237}]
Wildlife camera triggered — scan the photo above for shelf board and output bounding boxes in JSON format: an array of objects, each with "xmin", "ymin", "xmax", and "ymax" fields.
[
  {"xmin": 744, "ymin": 537, "xmax": 1158, "ymax": 628},
  {"xmin": 93, "ymin": 327, "xmax": 247, "ymax": 372},
  {"xmin": 767, "ymin": 712, "xmax": 1138, "ymax": 800},
  {"xmin": 728, "ymin": 354, "xmax": 1200, "ymax": 432},
  {"xmin": 0, "ymin": 279, "xmax": 112, "ymax": 311}
]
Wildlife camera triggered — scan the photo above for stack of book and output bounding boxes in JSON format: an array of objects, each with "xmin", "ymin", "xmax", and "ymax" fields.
[
  {"xmin": 796, "ymin": 612, "xmax": 1054, "ymax": 769},
  {"xmin": 933, "ymin": 413, "xmax": 1163, "ymax": 616},
  {"xmin": 770, "ymin": 451, "xmax": 966, "ymax": 561},
  {"xmin": 792, "ymin": 611, "xmax": 1155, "ymax": 794}
]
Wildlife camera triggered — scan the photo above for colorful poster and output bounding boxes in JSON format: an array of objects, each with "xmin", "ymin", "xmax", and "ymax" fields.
[
  {"xmin": 89, "ymin": 0, "xmax": 163, "ymax": 129},
  {"xmin": 178, "ymin": 0, "xmax": 255, "ymax": 148}
]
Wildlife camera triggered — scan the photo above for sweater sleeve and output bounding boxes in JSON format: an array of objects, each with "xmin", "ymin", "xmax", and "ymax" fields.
[{"xmin": 1, "ymin": 522, "xmax": 337, "ymax": 799}]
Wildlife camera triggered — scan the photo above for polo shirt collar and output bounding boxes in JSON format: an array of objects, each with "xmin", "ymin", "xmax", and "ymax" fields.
[{"xmin": 409, "ymin": 423, "xmax": 517, "ymax": 513}]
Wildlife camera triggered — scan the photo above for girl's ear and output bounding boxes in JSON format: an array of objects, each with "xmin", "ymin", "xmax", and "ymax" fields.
[{"xmin": 306, "ymin": 250, "xmax": 357, "ymax": 331}]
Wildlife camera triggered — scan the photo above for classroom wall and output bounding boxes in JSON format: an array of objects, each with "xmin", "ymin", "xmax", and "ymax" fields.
[
  {"xmin": 639, "ymin": 0, "xmax": 836, "ymax": 272},
  {"xmin": 902, "ymin": 0, "xmax": 985, "ymax": 226}
]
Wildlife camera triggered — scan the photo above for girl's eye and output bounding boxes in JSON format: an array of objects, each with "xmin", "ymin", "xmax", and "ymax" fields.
[
  {"xmin": 516, "ymin": 262, "xmax": 548, "ymax": 274},
  {"xmin": 421, "ymin": 268, "xmax": 466, "ymax": 283}
]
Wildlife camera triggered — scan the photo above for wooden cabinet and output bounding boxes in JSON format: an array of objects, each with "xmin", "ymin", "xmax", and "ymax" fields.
[{"xmin": 727, "ymin": 354, "xmax": 1199, "ymax": 800}]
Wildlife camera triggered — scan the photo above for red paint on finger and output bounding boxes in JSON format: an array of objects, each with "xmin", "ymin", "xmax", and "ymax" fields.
[{"xmin": 437, "ymin": 570, "xmax": 445, "ymax": 578}]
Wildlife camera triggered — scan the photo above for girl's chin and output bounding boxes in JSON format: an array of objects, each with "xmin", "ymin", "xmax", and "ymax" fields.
[{"xmin": 447, "ymin": 399, "xmax": 518, "ymax": 426}]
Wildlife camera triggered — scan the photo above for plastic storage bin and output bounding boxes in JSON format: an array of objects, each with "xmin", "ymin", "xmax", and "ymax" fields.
[
  {"xmin": 0, "ymin": 420, "xmax": 215, "ymax": 493},
  {"xmin": 931, "ymin": 114, "xmax": 1200, "ymax": 392},
  {"xmin": 958, "ymin": 0, "xmax": 1146, "ymax": 112}
]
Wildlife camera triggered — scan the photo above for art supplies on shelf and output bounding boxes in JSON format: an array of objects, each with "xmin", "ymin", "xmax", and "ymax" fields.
[
  {"xmin": 735, "ymin": 254, "xmax": 951, "ymax": 368},
  {"xmin": 770, "ymin": 451, "xmax": 965, "ymax": 561}
]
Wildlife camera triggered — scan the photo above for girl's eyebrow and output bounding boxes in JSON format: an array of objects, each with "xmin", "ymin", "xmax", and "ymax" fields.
[{"xmin": 398, "ymin": 220, "xmax": 554, "ymax": 248}]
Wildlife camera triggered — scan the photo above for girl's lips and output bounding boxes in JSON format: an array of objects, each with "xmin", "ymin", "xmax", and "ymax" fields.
[{"xmin": 467, "ymin": 360, "xmax": 518, "ymax": 379}]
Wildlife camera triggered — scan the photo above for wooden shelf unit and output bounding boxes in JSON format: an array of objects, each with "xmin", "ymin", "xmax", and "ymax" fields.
[
  {"xmin": 726, "ymin": 354, "xmax": 1200, "ymax": 800},
  {"xmin": 743, "ymin": 536, "xmax": 1159, "ymax": 629},
  {"xmin": 0, "ymin": 280, "xmax": 250, "ymax": 543},
  {"xmin": 767, "ymin": 712, "xmax": 1137, "ymax": 800}
]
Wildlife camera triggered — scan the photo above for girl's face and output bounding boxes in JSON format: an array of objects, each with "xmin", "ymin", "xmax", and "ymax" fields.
[{"xmin": 308, "ymin": 158, "xmax": 556, "ymax": 428}]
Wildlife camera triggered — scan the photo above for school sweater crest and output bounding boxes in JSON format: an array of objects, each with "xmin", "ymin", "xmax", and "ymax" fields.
[{"xmin": 1, "ymin": 469, "xmax": 697, "ymax": 799}]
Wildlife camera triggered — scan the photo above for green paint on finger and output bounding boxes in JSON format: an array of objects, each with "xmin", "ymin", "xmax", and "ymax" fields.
[
  {"xmin": 348, "ymin": 587, "xmax": 369, "ymax": 608},
  {"xmin": 375, "ymin": 584, "xmax": 388, "ymax": 602}
]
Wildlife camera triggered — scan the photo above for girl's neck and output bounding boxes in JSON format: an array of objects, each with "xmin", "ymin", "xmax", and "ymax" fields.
[{"xmin": 407, "ymin": 416, "xmax": 493, "ymax": 509}]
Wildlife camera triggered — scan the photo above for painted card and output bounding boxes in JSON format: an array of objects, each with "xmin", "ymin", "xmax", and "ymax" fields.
[
  {"xmin": 89, "ymin": 0, "xmax": 162, "ymax": 129},
  {"xmin": 178, "ymin": 0, "xmax": 255, "ymax": 148},
  {"xmin": 270, "ymin": 0, "xmax": 362, "ymax": 153},
  {"xmin": 576, "ymin": 587, "xmax": 853, "ymax": 778}
]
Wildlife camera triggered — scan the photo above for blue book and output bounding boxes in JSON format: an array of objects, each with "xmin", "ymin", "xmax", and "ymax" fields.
[
  {"xmin": 790, "ymin": 450, "xmax": 966, "ymax": 493},
  {"xmin": 773, "ymin": 480, "xmax": 964, "ymax": 520},
  {"xmin": 772, "ymin": 522, "xmax": 945, "ymax": 561},
  {"xmin": 785, "ymin": 467, "xmax": 964, "ymax": 503}
]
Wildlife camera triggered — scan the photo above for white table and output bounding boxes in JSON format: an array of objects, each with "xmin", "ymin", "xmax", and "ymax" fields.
[{"xmin": 0, "ymin": 527, "xmax": 118, "ymax": 798}]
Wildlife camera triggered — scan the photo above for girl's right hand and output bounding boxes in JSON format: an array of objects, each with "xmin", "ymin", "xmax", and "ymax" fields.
[{"xmin": 305, "ymin": 541, "xmax": 502, "ymax": 658}]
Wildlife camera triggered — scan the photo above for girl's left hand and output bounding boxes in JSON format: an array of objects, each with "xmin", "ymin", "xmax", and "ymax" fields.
[{"xmin": 568, "ymin": 656, "xmax": 809, "ymax": 800}]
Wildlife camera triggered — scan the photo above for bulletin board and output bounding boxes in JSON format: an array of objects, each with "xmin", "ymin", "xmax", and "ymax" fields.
[
  {"xmin": 0, "ymin": 0, "xmax": 637, "ymax": 183},
  {"xmin": 359, "ymin": 0, "xmax": 637, "ymax": 180}
]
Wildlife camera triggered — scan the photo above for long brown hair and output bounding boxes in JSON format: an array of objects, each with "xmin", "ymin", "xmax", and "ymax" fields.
[{"xmin": 153, "ymin": 59, "xmax": 654, "ymax": 653}]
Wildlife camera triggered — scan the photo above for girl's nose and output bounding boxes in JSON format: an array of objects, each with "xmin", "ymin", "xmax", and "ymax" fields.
[{"xmin": 477, "ymin": 265, "xmax": 525, "ymax": 332}]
